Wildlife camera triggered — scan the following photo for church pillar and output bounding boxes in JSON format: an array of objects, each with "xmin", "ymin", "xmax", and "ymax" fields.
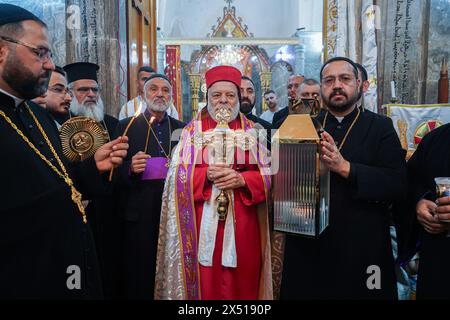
[
  {"xmin": 65, "ymin": 0, "xmax": 123, "ymax": 117},
  {"xmin": 295, "ymin": 42, "xmax": 306, "ymax": 76},
  {"xmin": 260, "ymin": 71, "xmax": 272, "ymax": 112},
  {"xmin": 188, "ymin": 73, "xmax": 201, "ymax": 119}
]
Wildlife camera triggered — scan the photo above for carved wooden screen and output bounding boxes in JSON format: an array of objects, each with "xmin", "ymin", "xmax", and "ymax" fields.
[{"xmin": 127, "ymin": 0, "xmax": 157, "ymax": 100}]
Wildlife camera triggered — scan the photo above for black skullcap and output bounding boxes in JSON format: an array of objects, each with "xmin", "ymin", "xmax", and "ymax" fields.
[
  {"xmin": 63, "ymin": 62, "xmax": 99, "ymax": 84},
  {"xmin": 53, "ymin": 66, "xmax": 66, "ymax": 77},
  {"xmin": 320, "ymin": 56, "xmax": 359, "ymax": 80},
  {"xmin": 241, "ymin": 76, "xmax": 255, "ymax": 88},
  {"xmin": 144, "ymin": 73, "xmax": 171, "ymax": 85},
  {"xmin": 354, "ymin": 62, "xmax": 368, "ymax": 82},
  {"xmin": 0, "ymin": 4, "xmax": 45, "ymax": 26},
  {"xmin": 138, "ymin": 66, "xmax": 155, "ymax": 74}
]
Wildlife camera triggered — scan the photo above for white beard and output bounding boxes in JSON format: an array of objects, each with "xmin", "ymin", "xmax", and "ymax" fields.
[
  {"xmin": 146, "ymin": 99, "xmax": 170, "ymax": 113},
  {"xmin": 207, "ymin": 101, "xmax": 240, "ymax": 123},
  {"xmin": 70, "ymin": 97, "xmax": 105, "ymax": 122}
]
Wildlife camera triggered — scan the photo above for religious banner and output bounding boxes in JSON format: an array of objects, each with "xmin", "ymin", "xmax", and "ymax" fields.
[
  {"xmin": 383, "ymin": 104, "xmax": 450, "ymax": 159},
  {"xmin": 165, "ymin": 45, "xmax": 182, "ymax": 117}
]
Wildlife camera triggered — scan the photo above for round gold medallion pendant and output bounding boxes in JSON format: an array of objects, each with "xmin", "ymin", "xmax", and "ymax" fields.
[{"xmin": 60, "ymin": 116, "xmax": 109, "ymax": 162}]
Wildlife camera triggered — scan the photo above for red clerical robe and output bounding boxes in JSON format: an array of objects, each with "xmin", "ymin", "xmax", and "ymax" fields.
[{"xmin": 192, "ymin": 113, "xmax": 266, "ymax": 300}]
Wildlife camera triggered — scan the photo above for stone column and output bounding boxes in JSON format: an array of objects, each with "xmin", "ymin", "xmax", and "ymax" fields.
[
  {"xmin": 156, "ymin": 28, "xmax": 166, "ymax": 73},
  {"xmin": 189, "ymin": 73, "xmax": 201, "ymax": 119},
  {"xmin": 379, "ymin": 0, "xmax": 430, "ymax": 105},
  {"xmin": 260, "ymin": 71, "xmax": 272, "ymax": 112},
  {"xmin": 294, "ymin": 43, "xmax": 306, "ymax": 76},
  {"xmin": 65, "ymin": 0, "xmax": 123, "ymax": 117}
]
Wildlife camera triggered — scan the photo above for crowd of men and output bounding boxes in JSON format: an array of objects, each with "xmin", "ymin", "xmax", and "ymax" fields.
[{"xmin": 1, "ymin": 4, "xmax": 450, "ymax": 300}]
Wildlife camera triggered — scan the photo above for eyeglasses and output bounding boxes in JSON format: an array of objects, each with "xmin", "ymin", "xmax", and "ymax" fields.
[
  {"xmin": 48, "ymin": 86, "xmax": 72, "ymax": 96},
  {"xmin": 74, "ymin": 87, "xmax": 100, "ymax": 94},
  {"xmin": 0, "ymin": 36, "xmax": 53, "ymax": 62},
  {"xmin": 321, "ymin": 75, "xmax": 357, "ymax": 87}
]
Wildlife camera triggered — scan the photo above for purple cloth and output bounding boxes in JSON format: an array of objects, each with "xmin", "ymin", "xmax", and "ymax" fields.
[{"xmin": 141, "ymin": 157, "xmax": 168, "ymax": 180}]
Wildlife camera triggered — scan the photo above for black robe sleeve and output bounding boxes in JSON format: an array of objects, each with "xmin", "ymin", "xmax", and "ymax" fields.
[{"xmin": 348, "ymin": 117, "xmax": 407, "ymax": 202}]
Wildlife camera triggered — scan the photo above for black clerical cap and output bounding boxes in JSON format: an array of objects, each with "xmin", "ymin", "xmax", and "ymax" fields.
[
  {"xmin": 0, "ymin": 4, "xmax": 45, "ymax": 26},
  {"xmin": 63, "ymin": 62, "xmax": 99, "ymax": 83},
  {"xmin": 144, "ymin": 73, "xmax": 171, "ymax": 85}
]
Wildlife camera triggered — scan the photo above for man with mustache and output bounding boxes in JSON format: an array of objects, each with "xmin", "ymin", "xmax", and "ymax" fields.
[
  {"xmin": 118, "ymin": 66, "xmax": 179, "ymax": 120},
  {"xmin": 240, "ymin": 76, "xmax": 272, "ymax": 149},
  {"xmin": 44, "ymin": 66, "xmax": 71, "ymax": 127},
  {"xmin": 272, "ymin": 74, "xmax": 304, "ymax": 129},
  {"xmin": 281, "ymin": 57, "xmax": 407, "ymax": 299},
  {"xmin": 155, "ymin": 66, "xmax": 272, "ymax": 300},
  {"xmin": 63, "ymin": 62, "xmax": 122, "ymax": 298},
  {"xmin": 115, "ymin": 74, "xmax": 185, "ymax": 299},
  {"xmin": 64, "ymin": 62, "xmax": 118, "ymax": 138},
  {"xmin": 0, "ymin": 4, "xmax": 129, "ymax": 298}
]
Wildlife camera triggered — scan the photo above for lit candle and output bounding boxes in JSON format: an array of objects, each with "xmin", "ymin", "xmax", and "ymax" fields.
[
  {"xmin": 390, "ymin": 81, "xmax": 396, "ymax": 99},
  {"xmin": 108, "ymin": 110, "xmax": 142, "ymax": 181}
]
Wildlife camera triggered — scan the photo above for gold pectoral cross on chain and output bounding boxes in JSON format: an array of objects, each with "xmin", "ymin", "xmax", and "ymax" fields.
[{"xmin": 65, "ymin": 177, "xmax": 87, "ymax": 224}]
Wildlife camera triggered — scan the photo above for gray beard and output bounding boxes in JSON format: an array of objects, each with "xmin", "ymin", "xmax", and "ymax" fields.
[
  {"xmin": 146, "ymin": 100, "xmax": 170, "ymax": 113},
  {"xmin": 70, "ymin": 97, "xmax": 105, "ymax": 122}
]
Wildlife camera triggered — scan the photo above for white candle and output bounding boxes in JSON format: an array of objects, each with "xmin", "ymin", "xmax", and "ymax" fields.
[{"xmin": 390, "ymin": 81, "xmax": 396, "ymax": 99}]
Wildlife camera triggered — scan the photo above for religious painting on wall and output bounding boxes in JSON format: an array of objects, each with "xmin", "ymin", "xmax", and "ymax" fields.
[{"xmin": 157, "ymin": 0, "xmax": 324, "ymax": 121}]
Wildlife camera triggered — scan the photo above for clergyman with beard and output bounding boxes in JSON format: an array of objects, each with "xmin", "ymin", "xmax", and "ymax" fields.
[
  {"xmin": 239, "ymin": 76, "xmax": 272, "ymax": 149},
  {"xmin": 114, "ymin": 74, "xmax": 185, "ymax": 299},
  {"xmin": 280, "ymin": 57, "xmax": 407, "ymax": 299},
  {"xmin": 44, "ymin": 66, "xmax": 71, "ymax": 127},
  {"xmin": 63, "ymin": 62, "xmax": 118, "ymax": 138},
  {"xmin": 0, "ymin": 4, "xmax": 129, "ymax": 298},
  {"xmin": 64, "ymin": 62, "xmax": 122, "ymax": 298},
  {"xmin": 154, "ymin": 66, "xmax": 273, "ymax": 300}
]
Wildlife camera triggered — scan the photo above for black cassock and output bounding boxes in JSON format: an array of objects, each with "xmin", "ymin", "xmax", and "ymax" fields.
[
  {"xmin": 244, "ymin": 112, "xmax": 272, "ymax": 150},
  {"xmin": 115, "ymin": 110, "xmax": 185, "ymax": 299},
  {"xmin": 0, "ymin": 91, "xmax": 106, "ymax": 299},
  {"xmin": 281, "ymin": 107, "xmax": 407, "ymax": 299},
  {"xmin": 272, "ymin": 107, "xmax": 289, "ymax": 129},
  {"xmin": 407, "ymin": 123, "xmax": 450, "ymax": 299},
  {"xmin": 81, "ymin": 113, "xmax": 120, "ymax": 299}
]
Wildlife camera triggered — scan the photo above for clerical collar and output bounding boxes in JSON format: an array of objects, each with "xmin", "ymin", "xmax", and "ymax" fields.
[
  {"xmin": 328, "ymin": 106, "xmax": 359, "ymax": 124},
  {"xmin": 0, "ymin": 88, "xmax": 24, "ymax": 107}
]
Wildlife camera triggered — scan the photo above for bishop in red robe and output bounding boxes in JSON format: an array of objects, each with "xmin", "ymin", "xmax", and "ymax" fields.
[{"xmin": 155, "ymin": 66, "xmax": 272, "ymax": 300}]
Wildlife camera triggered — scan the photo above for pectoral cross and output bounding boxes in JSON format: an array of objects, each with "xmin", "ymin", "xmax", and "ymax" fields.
[
  {"xmin": 196, "ymin": 108, "xmax": 257, "ymax": 221},
  {"xmin": 65, "ymin": 177, "xmax": 87, "ymax": 224}
]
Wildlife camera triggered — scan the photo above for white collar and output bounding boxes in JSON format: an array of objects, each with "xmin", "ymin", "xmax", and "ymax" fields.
[{"xmin": 0, "ymin": 88, "xmax": 24, "ymax": 107}]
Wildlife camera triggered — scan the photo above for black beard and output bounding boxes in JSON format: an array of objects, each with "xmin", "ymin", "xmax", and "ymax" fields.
[
  {"xmin": 324, "ymin": 89, "xmax": 358, "ymax": 114},
  {"xmin": 240, "ymin": 99, "xmax": 254, "ymax": 114},
  {"xmin": 2, "ymin": 53, "xmax": 50, "ymax": 99}
]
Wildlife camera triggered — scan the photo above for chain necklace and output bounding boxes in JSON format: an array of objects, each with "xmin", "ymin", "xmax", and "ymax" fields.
[
  {"xmin": 143, "ymin": 113, "xmax": 172, "ymax": 167},
  {"xmin": 0, "ymin": 103, "xmax": 87, "ymax": 223},
  {"xmin": 322, "ymin": 107, "xmax": 361, "ymax": 151}
]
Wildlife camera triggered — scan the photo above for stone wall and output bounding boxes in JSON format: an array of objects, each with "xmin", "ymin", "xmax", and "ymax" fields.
[
  {"xmin": 378, "ymin": 0, "xmax": 450, "ymax": 105},
  {"xmin": 426, "ymin": 0, "xmax": 450, "ymax": 103}
]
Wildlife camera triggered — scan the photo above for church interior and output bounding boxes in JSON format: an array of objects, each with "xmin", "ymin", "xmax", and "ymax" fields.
[{"xmin": 2, "ymin": 0, "xmax": 450, "ymax": 301}]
